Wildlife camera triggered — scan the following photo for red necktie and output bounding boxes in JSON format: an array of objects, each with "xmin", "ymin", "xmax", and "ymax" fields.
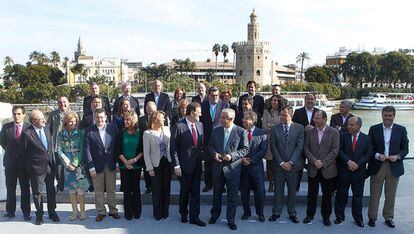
[
  {"xmin": 15, "ymin": 124, "xmax": 21, "ymax": 141},
  {"xmin": 191, "ymin": 123, "xmax": 198, "ymax": 146},
  {"xmin": 352, "ymin": 135, "xmax": 357, "ymax": 152},
  {"xmin": 247, "ymin": 130, "xmax": 252, "ymax": 143}
]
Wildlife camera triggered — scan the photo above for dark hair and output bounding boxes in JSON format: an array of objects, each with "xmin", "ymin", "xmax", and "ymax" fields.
[
  {"xmin": 304, "ymin": 93, "xmax": 316, "ymax": 101},
  {"xmin": 272, "ymin": 84, "xmax": 281, "ymax": 88},
  {"xmin": 281, "ymin": 105, "xmax": 294, "ymax": 114},
  {"xmin": 95, "ymin": 108, "xmax": 106, "ymax": 115},
  {"xmin": 242, "ymin": 96, "xmax": 254, "ymax": 106},
  {"xmin": 267, "ymin": 94, "xmax": 282, "ymax": 113},
  {"xmin": 220, "ymin": 90, "xmax": 232, "ymax": 100},
  {"xmin": 246, "ymin": 80, "xmax": 257, "ymax": 88},
  {"xmin": 316, "ymin": 110, "xmax": 327, "ymax": 119},
  {"xmin": 208, "ymin": 86, "xmax": 219, "ymax": 95},
  {"xmin": 382, "ymin": 105, "xmax": 396, "ymax": 115},
  {"xmin": 92, "ymin": 95, "xmax": 102, "ymax": 101},
  {"xmin": 174, "ymin": 87, "xmax": 186, "ymax": 100},
  {"xmin": 12, "ymin": 105, "xmax": 26, "ymax": 114},
  {"xmin": 117, "ymin": 98, "xmax": 131, "ymax": 116},
  {"xmin": 186, "ymin": 102, "xmax": 201, "ymax": 116}
]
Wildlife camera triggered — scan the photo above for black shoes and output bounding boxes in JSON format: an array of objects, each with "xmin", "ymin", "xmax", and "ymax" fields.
[
  {"xmin": 3, "ymin": 213, "xmax": 15, "ymax": 218},
  {"xmin": 241, "ymin": 214, "xmax": 250, "ymax": 220},
  {"xmin": 268, "ymin": 214, "xmax": 280, "ymax": 222},
  {"xmin": 368, "ymin": 218, "xmax": 376, "ymax": 227},
  {"xmin": 323, "ymin": 219, "xmax": 331, "ymax": 226},
  {"xmin": 35, "ymin": 217, "xmax": 43, "ymax": 225},
  {"xmin": 355, "ymin": 220, "xmax": 365, "ymax": 227},
  {"xmin": 181, "ymin": 216, "xmax": 188, "ymax": 223},
  {"xmin": 289, "ymin": 216, "xmax": 299, "ymax": 224},
  {"xmin": 49, "ymin": 213, "xmax": 60, "ymax": 222},
  {"xmin": 268, "ymin": 182, "xmax": 274, "ymax": 192},
  {"xmin": 334, "ymin": 218, "xmax": 343, "ymax": 224},
  {"xmin": 202, "ymin": 186, "xmax": 212, "ymax": 192},
  {"xmin": 385, "ymin": 219, "xmax": 395, "ymax": 228},
  {"xmin": 190, "ymin": 219, "xmax": 206, "ymax": 227},
  {"xmin": 303, "ymin": 216, "xmax": 313, "ymax": 224},
  {"xmin": 24, "ymin": 215, "xmax": 32, "ymax": 221},
  {"xmin": 258, "ymin": 216, "xmax": 266, "ymax": 222},
  {"xmin": 208, "ymin": 217, "xmax": 216, "ymax": 224},
  {"xmin": 228, "ymin": 223, "xmax": 237, "ymax": 230},
  {"xmin": 145, "ymin": 188, "xmax": 152, "ymax": 194}
]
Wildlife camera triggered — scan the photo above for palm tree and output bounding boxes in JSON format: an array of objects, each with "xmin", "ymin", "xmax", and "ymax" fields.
[
  {"xmin": 296, "ymin": 52, "xmax": 310, "ymax": 81},
  {"xmin": 212, "ymin": 44, "xmax": 221, "ymax": 76},
  {"xmin": 38, "ymin": 53, "xmax": 49, "ymax": 65},
  {"xmin": 4, "ymin": 56, "xmax": 14, "ymax": 67},
  {"xmin": 50, "ymin": 51, "xmax": 61, "ymax": 67},
  {"xmin": 231, "ymin": 42, "xmax": 237, "ymax": 77},
  {"xmin": 29, "ymin": 51, "xmax": 41, "ymax": 63},
  {"xmin": 221, "ymin": 44, "xmax": 229, "ymax": 83},
  {"xmin": 62, "ymin": 57, "xmax": 69, "ymax": 70}
]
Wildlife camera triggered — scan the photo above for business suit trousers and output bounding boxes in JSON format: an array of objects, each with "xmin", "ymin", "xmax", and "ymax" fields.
[
  {"xmin": 151, "ymin": 157, "xmax": 172, "ymax": 219},
  {"xmin": 368, "ymin": 161, "xmax": 399, "ymax": 221},
  {"xmin": 272, "ymin": 167, "xmax": 299, "ymax": 216},
  {"xmin": 55, "ymin": 152, "xmax": 64, "ymax": 191},
  {"xmin": 143, "ymin": 168, "xmax": 151, "ymax": 190},
  {"xmin": 334, "ymin": 177, "xmax": 365, "ymax": 221},
  {"xmin": 240, "ymin": 167, "xmax": 265, "ymax": 217},
  {"xmin": 178, "ymin": 162, "xmax": 202, "ymax": 221},
  {"xmin": 210, "ymin": 170, "xmax": 240, "ymax": 224},
  {"xmin": 5, "ymin": 166, "xmax": 31, "ymax": 216},
  {"xmin": 92, "ymin": 164, "xmax": 118, "ymax": 215},
  {"xmin": 306, "ymin": 170, "xmax": 336, "ymax": 219},
  {"xmin": 29, "ymin": 172, "xmax": 57, "ymax": 218},
  {"xmin": 120, "ymin": 169, "xmax": 142, "ymax": 219},
  {"xmin": 203, "ymin": 150, "xmax": 212, "ymax": 187}
]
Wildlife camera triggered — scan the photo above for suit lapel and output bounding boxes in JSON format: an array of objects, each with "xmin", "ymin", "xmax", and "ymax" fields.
[
  {"xmin": 225, "ymin": 126, "xmax": 237, "ymax": 152},
  {"xmin": 92, "ymin": 126, "xmax": 105, "ymax": 149},
  {"xmin": 378, "ymin": 125, "xmax": 385, "ymax": 150},
  {"xmin": 30, "ymin": 127, "xmax": 45, "ymax": 151},
  {"xmin": 320, "ymin": 127, "xmax": 329, "ymax": 145}
]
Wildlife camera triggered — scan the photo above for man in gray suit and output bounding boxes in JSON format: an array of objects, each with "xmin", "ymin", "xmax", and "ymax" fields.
[
  {"xmin": 208, "ymin": 108, "xmax": 249, "ymax": 230},
  {"xmin": 269, "ymin": 106, "xmax": 304, "ymax": 223},
  {"xmin": 303, "ymin": 110, "xmax": 340, "ymax": 226}
]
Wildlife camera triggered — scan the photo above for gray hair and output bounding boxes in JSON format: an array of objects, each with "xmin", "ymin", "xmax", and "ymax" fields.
[
  {"xmin": 243, "ymin": 110, "xmax": 257, "ymax": 123},
  {"xmin": 146, "ymin": 101, "xmax": 156, "ymax": 109},
  {"xmin": 122, "ymin": 82, "xmax": 131, "ymax": 89},
  {"xmin": 340, "ymin": 100, "xmax": 352, "ymax": 109},
  {"xmin": 221, "ymin": 108, "xmax": 235, "ymax": 120},
  {"xmin": 349, "ymin": 116, "xmax": 362, "ymax": 126}
]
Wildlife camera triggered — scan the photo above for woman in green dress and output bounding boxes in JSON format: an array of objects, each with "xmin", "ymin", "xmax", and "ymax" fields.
[{"xmin": 57, "ymin": 111, "xmax": 90, "ymax": 221}]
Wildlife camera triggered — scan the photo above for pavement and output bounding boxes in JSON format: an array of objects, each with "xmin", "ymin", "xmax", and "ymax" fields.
[{"xmin": 1, "ymin": 160, "xmax": 413, "ymax": 233}]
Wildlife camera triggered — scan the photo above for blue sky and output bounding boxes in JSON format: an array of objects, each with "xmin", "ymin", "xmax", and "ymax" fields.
[{"xmin": 1, "ymin": 0, "xmax": 413, "ymax": 69}]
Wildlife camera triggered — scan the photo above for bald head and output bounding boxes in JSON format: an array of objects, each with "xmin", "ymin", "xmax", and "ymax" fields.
[
  {"xmin": 30, "ymin": 109, "xmax": 46, "ymax": 128},
  {"xmin": 146, "ymin": 101, "xmax": 157, "ymax": 115}
]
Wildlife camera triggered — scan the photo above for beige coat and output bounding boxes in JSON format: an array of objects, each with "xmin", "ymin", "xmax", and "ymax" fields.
[{"xmin": 143, "ymin": 126, "xmax": 171, "ymax": 171}]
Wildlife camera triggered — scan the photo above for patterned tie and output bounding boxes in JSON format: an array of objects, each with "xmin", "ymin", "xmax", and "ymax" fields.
[
  {"xmin": 247, "ymin": 129, "xmax": 252, "ymax": 143},
  {"xmin": 284, "ymin": 125, "xmax": 289, "ymax": 143},
  {"xmin": 352, "ymin": 134, "xmax": 357, "ymax": 152},
  {"xmin": 191, "ymin": 123, "xmax": 198, "ymax": 146},
  {"xmin": 39, "ymin": 129, "xmax": 48, "ymax": 149},
  {"xmin": 223, "ymin": 129, "xmax": 229, "ymax": 152},
  {"xmin": 15, "ymin": 124, "xmax": 21, "ymax": 141}
]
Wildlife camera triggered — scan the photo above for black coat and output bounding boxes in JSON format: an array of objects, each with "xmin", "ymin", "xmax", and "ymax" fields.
[{"xmin": 0, "ymin": 122, "xmax": 30, "ymax": 169}]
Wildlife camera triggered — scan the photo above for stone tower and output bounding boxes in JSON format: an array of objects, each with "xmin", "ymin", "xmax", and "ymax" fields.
[
  {"xmin": 74, "ymin": 36, "xmax": 86, "ymax": 62},
  {"xmin": 235, "ymin": 9, "xmax": 273, "ymax": 86}
]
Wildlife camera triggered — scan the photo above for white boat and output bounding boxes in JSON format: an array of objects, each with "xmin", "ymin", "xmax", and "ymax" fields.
[
  {"xmin": 282, "ymin": 92, "xmax": 335, "ymax": 112},
  {"xmin": 354, "ymin": 92, "xmax": 414, "ymax": 110}
]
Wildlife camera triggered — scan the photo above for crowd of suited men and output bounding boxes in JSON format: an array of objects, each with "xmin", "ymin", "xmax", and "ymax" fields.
[{"xmin": 0, "ymin": 79, "xmax": 409, "ymax": 230}]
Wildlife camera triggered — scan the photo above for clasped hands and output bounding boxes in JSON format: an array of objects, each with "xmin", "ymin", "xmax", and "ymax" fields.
[
  {"xmin": 379, "ymin": 154, "xmax": 399, "ymax": 162},
  {"xmin": 215, "ymin": 153, "xmax": 231, "ymax": 162},
  {"xmin": 347, "ymin": 160, "xmax": 359, "ymax": 172}
]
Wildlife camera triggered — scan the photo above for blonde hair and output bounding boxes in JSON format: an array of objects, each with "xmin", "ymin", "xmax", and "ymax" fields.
[
  {"xmin": 148, "ymin": 110, "xmax": 166, "ymax": 130},
  {"xmin": 63, "ymin": 111, "xmax": 79, "ymax": 129},
  {"xmin": 123, "ymin": 110, "xmax": 138, "ymax": 132}
]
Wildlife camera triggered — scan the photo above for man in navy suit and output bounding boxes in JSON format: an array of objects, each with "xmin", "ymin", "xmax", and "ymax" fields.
[
  {"xmin": 238, "ymin": 80, "xmax": 264, "ymax": 127},
  {"xmin": 112, "ymin": 81, "xmax": 141, "ymax": 118},
  {"xmin": 208, "ymin": 108, "xmax": 250, "ymax": 230},
  {"xmin": 83, "ymin": 82, "xmax": 111, "ymax": 117},
  {"xmin": 171, "ymin": 102, "xmax": 206, "ymax": 227},
  {"xmin": 367, "ymin": 106, "xmax": 409, "ymax": 228},
  {"xmin": 144, "ymin": 79, "xmax": 171, "ymax": 125},
  {"xmin": 84, "ymin": 108, "xmax": 120, "ymax": 222},
  {"xmin": 334, "ymin": 116, "xmax": 371, "ymax": 227},
  {"xmin": 19, "ymin": 109, "xmax": 60, "ymax": 225},
  {"xmin": 239, "ymin": 111, "xmax": 267, "ymax": 222},
  {"xmin": 0, "ymin": 106, "xmax": 31, "ymax": 220}
]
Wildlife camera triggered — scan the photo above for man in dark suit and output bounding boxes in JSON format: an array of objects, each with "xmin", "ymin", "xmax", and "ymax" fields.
[
  {"xmin": 292, "ymin": 93, "xmax": 319, "ymax": 191},
  {"xmin": 208, "ymin": 108, "xmax": 249, "ymax": 230},
  {"xmin": 144, "ymin": 79, "xmax": 171, "ymax": 125},
  {"xmin": 0, "ymin": 106, "xmax": 31, "ymax": 220},
  {"xmin": 234, "ymin": 97, "xmax": 253, "ymax": 127},
  {"xmin": 83, "ymin": 82, "xmax": 111, "ymax": 117},
  {"xmin": 48, "ymin": 95, "xmax": 71, "ymax": 192},
  {"xmin": 334, "ymin": 116, "xmax": 371, "ymax": 227},
  {"xmin": 170, "ymin": 102, "xmax": 206, "ymax": 227},
  {"xmin": 84, "ymin": 108, "xmax": 120, "ymax": 222},
  {"xmin": 80, "ymin": 95, "xmax": 110, "ymax": 130},
  {"xmin": 367, "ymin": 106, "xmax": 409, "ymax": 228},
  {"xmin": 264, "ymin": 84, "xmax": 288, "ymax": 110},
  {"xmin": 239, "ymin": 111, "xmax": 267, "ymax": 222},
  {"xmin": 329, "ymin": 100, "xmax": 354, "ymax": 133},
  {"xmin": 200, "ymin": 86, "xmax": 229, "ymax": 192},
  {"xmin": 19, "ymin": 109, "xmax": 60, "ymax": 225},
  {"xmin": 238, "ymin": 80, "xmax": 264, "ymax": 127},
  {"xmin": 113, "ymin": 82, "xmax": 141, "ymax": 118},
  {"xmin": 269, "ymin": 106, "xmax": 304, "ymax": 224},
  {"xmin": 303, "ymin": 110, "xmax": 340, "ymax": 226},
  {"xmin": 138, "ymin": 101, "xmax": 157, "ymax": 194},
  {"xmin": 191, "ymin": 82, "xmax": 207, "ymax": 104}
]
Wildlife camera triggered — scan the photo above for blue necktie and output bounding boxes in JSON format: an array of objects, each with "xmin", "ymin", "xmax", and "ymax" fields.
[
  {"xmin": 210, "ymin": 104, "xmax": 216, "ymax": 120},
  {"xmin": 223, "ymin": 129, "xmax": 229, "ymax": 152},
  {"xmin": 39, "ymin": 129, "xmax": 48, "ymax": 149}
]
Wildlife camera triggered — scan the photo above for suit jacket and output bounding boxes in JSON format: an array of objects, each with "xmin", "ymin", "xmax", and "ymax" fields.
[
  {"xmin": 270, "ymin": 122, "xmax": 305, "ymax": 171},
  {"xmin": 191, "ymin": 95, "xmax": 207, "ymax": 104},
  {"xmin": 84, "ymin": 123, "xmax": 119, "ymax": 173},
  {"xmin": 338, "ymin": 132, "xmax": 371, "ymax": 180},
  {"xmin": 242, "ymin": 127, "xmax": 267, "ymax": 174},
  {"xmin": 170, "ymin": 119, "xmax": 204, "ymax": 174},
  {"xmin": 200, "ymin": 100, "xmax": 229, "ymax": 149},
  {"xmin": 292, "ymin": 106, "xmax": 319, "ymax": 127},
  {"xmin": 138, "ymin": 115, "xmax": 150, "ymax": 133},
  {"xmin": 367, "ymin": 123, "xmax": 409, "ymax": 177},
  {"xmin": 143, "ymin": 126, "xmax": 172, "ymax": 171},
  {"xmin": 144, "ymin": 92, "xmax": 171, "ymax": 118},
  {"xmin": 19, "ymin": 125, "xmax": 54, "ymax": 175},
  {"xmin": 208, "ymin": 125, "xmax": 250, "ymax": 179},
  {"xmin": 329, "ymin": 113, "xmax": 354, "ymax": 133},
  {"xmin": 238, "ymin": 94, "xmax": 264, "ymax": 126},
  {"xmin": 0, "ymin": 122, "xmax": 30, "ymax": 169},
  {"xmin": 83, "ymin": 95, "xmax": 111, "ymax": 117},
  {"xmin": 304, "ymin": 125, "xmax": 340, "ymax": 179},
  {"xmin": 113, "ymin": 95, "xmax": 141, "ymax": 118}
]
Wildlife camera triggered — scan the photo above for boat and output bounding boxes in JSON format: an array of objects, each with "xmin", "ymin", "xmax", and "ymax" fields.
[
  {"xmin": 281, "ymin": 92, "xmax": 335, "ymax": 112},
  {"xmin": 354, "ymin": 92, "xmax": 414, "ymax": 110}
]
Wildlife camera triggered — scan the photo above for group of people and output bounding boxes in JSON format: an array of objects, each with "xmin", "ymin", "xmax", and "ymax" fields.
[{"xmin": 0, "ymin": 80, "xmax": 409, "ymax": 231}]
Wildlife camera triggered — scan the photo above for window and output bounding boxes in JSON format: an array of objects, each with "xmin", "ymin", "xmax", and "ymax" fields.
[
  {"xmin": 239, "ymin": 70, "xmax": 243, "ymax": 76},
  {"xmin": 256, "ymin": 70, "xmax": 260, "ymax": 76},
  {"xmin": 258, "ymin": 56, "xmax": 260, "ymax": 59}
]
